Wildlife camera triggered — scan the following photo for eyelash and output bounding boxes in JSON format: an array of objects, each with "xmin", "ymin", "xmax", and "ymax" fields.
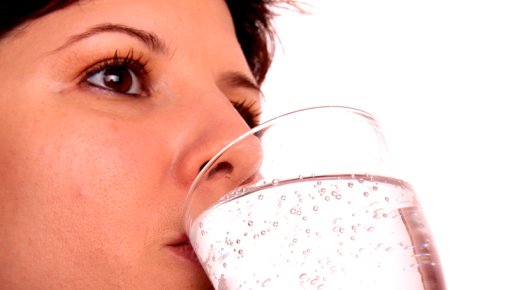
[
  {"xmin": 80, "ymin": 49, "xmax": 260, "ymax": 127},
  {"xmin": 233, "ymin": 99, "xmax": 262, "ymax": 128},
  {"xmin": 82, "ymin": 49, "xmax": 150, "ymax": 96}
]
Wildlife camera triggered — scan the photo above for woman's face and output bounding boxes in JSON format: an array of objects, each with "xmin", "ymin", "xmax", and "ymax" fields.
[{"xmin": 0, "ymin": 0, "xmax": 261, "ymax": 288}]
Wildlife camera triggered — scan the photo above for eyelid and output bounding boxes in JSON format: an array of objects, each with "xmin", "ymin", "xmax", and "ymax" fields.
[
  {"xmin": 232, "ymin": 99, "xmax": 262, "ymax": 128},
  {"xmin": 80, "ymin": 49, "xmax": 151, "ymax": 97}
]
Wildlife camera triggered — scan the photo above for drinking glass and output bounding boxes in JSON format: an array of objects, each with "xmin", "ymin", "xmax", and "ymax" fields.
[{"xmin": 184, "ymin": 106, "xmax": 445, "ymax": 290}]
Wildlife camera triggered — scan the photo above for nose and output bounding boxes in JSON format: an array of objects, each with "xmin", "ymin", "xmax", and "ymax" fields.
[
  {"xmin": 174, "ymin": 100, "xmax": 263, "ymax": 230},
  {"xmin": 173, "ymin": 98, "xmax": 263, "ymax": 193}
]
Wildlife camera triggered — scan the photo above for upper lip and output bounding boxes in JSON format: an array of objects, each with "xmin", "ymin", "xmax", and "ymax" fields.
[
  {"xmin": 168, "ymin": 234, "xmax": 191, "ymax": 247},
  {"xmin": 166, "ymin": 234, "xmax": 201, "ymax": 265}
]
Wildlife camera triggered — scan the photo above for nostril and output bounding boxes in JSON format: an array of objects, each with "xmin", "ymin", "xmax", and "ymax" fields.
[
  {"xmin": 206, "ymin": 161, "xmax": 233, "ymax": 179},
  {"xmin": 199, "ymin": 161, "xmax": 209, "ymax": 172}
]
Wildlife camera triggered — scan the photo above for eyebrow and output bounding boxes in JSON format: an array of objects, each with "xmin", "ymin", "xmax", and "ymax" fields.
[{"xmin": 54, "ymin": 23, "xmax": 168, "ymax": 53}]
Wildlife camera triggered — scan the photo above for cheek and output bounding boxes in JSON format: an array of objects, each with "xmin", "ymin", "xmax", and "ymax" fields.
[{"xmin": 2, "ymin": 113, "xmax": 168, "ymax": 239}]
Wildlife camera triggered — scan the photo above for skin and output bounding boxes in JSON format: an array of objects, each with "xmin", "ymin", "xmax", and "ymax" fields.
[{"xmin": 0, "ymin": 0, "xmax": 261, "ymax": 289}]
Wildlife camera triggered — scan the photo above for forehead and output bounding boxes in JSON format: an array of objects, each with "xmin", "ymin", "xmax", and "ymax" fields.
[{"xmin": 0, "ymin": 0, "xmax": 252, "ymax": 79}]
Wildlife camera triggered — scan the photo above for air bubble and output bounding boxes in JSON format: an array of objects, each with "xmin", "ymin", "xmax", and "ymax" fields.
[
  {"xmin": 385, "ymin": 197, "xmax": 390, "ymax": 202},
  {"xmin": 253, "ymin": 234, "xmax": 259, "ymax": 239},
  {"xmin": 299, "ymin": 273, "xmax": 307, "ymax": 279},
  {"xmin": 272, "ymin": 179, "xmax": 280, "ymax": 185},
  {"xmin": 258, "ymin": 194, "xmax": 264, "ymax": 200},
  {"xmin": 261, "ymin": 230, "xmax": 266, "ymax": 235},
  {"xmin": 332, "ymin": 226, "xmax": 344, "ymax": 233},
  {"xmin": 273, "ymin": 222, "xmax": 279, "ymax": 227},
  {"xmin": 248, "ymin": 221, "xmax": 254, "ymax": 226},
  {"xmin": 281, "ymin": 195, "xmax": 286, "ymax": 200},
  {"xmin": 262, "ymin": 278, "xmax": 271, "ymax": 287},
  {"xmin": 348, "ymin": 182, "xmax": 354, "ymax": 188},
  {"xmin": 290, "ymin": 208, "xmax": 297, "ymax": 214},
  {"xmin": 313, "ymin": 206, "xmax": 319, "ymax": 211},
  {"xmin": 319, "ymin": 188, "xmax": 326, "ymax": 194},
  {"xmin": 372, "ymin": 185, "xmax": 378, "ymax": 191},
  {"xmin": 223, "ymin": 263, "xmax": 227, "ymax": 268},
  {"xmin": 310, "ymin": 276, "xmax": 320, "ymax": 285},
  {"xmin": 236, "ymin": 239, "xmax": 241, "ymax": 244},
  {"xmin": 367, "ymin": 227, "xmax": 375, "ymax": 232},
  {"xmin": 363, "ymin": 192, "xmax": 370, "ymax": 197}
]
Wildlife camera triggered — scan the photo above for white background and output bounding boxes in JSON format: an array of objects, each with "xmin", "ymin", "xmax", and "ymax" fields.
[{"xmin": 261, "ymin": 1, "xmax": 510, "ymax": 289}]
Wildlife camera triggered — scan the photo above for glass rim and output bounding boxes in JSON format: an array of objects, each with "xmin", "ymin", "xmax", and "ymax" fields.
[{"xmin": 186, "ymin": 105, "xmax": 378, "ymax": 199}]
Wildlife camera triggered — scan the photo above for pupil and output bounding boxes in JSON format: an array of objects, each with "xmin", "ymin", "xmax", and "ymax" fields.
[{"xmin": 103, "ymin": 66, "xmax": 132, "ymax": 92}]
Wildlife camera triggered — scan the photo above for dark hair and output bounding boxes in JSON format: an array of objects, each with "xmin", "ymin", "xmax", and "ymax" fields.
[{"xmin": 0, "ymin": 0, "xmax": 291, "ymax": 84}]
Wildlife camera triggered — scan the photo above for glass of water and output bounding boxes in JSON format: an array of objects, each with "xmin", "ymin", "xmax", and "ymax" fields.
[{"xmin": 184, "ymin": 106, "xmax": 446, "ymax": 290}]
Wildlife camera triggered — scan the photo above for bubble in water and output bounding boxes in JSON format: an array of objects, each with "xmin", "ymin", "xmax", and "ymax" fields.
[
  {"xmin": 363, "ymin": 192, "xmax": 370, "ymax": 197},
  {"xmin": 262, "ymin": 278, "xmax": 271, "ymax": 287},
  {"xmin": 261, "ymin": 230, "xmax": 266, "ymax": 235},
  {"xmin": 272, "ymin": 179, "xmax": 280, "ymax": 185},
  {"xmin": 348, "ymin": 182, "xmax": 354, "ymax": 188},
  {"xmin": 299, "ymin": 273, "xmax": 307, "ymax": 279},
  {"xmin": 199, "ymin": 222, "xmax": 203, "ymax": 228},
  {"xmin": 290, "ymin": 208, "xmax": 297, "ymax": 214},
  {"xmin": 332, "ymin": 226, "xmax": 344, "ymax": 233},
  {"xmin": 281, "ymin": 195, "xmax": 286, "ymax": 200},
  {"xmin": 310, "ymin": 276, "xmax": 320, "ymax": 285},
  {"xmin": 305, "ymin": 228, "xmax": 311, "ymax": 234},
  {"xmin": 350, "ymin": 236, "xmax": 356, "ymax": 241},
  {"xmin": 236, "ymin": 239, "xmax": 241, "ymax": 244},
  {"xmin": 372, "ymin": 185, "xmax": 378, "ymax": 191},
  {"xmin": 302, "ymin": 216, "xmax": 308, "ymax": 221},
  {"xmin": 258, "ymin": 194, "xmax": 264, "ymax": 200},
  {"xmin": 248, "ymin": 221, "xmax": 253, "ymax": 226},
  {"xmin": 239, "ymin": 249, "xmax": 243, "ymax": 255},
  {"xmin": 367, "ymin": 226, "xmax": 375, "ymax": 232},
  {"xmin": 273, "ymin": 222, "xmax": 279, "ymax": 227},
  {"xmin": 324, "ymin": 196, "xmax": 330, "ymax": 201},
  {"xmin": 317, "ymin": 285, "xmax": 325, "ymax": 290},
  {"xmin": 223, "ymin": 263, "xmax": 227, "ymax": 268},
  {"xmin": 385, "ymin": 197, "xmax": 390, "ymax": 202},
  {"xmin": 313, "ymin": 206, "xmax": 319, "ymax": 211},
  {"xmin": 319, "ymin": 188, "xmax": 326, "ymax": 194},
  {"xmin": 385, "ymin": 247, "xmax": 393, "ymax": 252},
  {"xmin": 253, "ymin": 234, "xmax": 259, "ymax": 239}
]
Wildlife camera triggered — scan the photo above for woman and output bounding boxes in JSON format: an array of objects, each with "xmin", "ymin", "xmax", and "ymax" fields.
[{"xmin": 0, "ymin": 0, "xmax": 292, "ymax": 288}]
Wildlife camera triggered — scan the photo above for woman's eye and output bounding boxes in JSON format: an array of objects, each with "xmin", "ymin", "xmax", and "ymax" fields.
[{"xmin": 86, "ymin": 65, "xmax": 142, "ymax": 95}]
